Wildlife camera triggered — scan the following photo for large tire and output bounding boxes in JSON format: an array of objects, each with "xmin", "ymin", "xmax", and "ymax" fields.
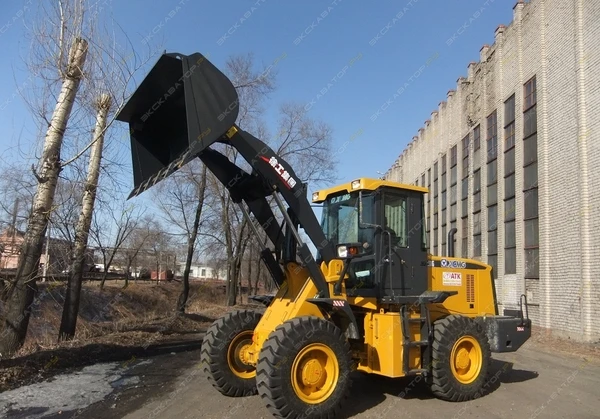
[
  {"xmin": 430, "ymin": 315, "xmax": 492, "ymax": 402},
  {"xmin": 201, "ymin": 310, "xmax": 262, "ymax": 397},
  {"xmin": 256, "ymin": 316, "xmax": 353, "ymax": 419}
]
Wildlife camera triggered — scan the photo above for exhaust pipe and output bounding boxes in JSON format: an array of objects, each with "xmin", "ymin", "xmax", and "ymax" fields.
[
  {"xmin": 116, "ymin": 52, "xmax": 240, "ymax": 198},
  {"xmin": 447, "ymin": 227, "xmax": 457, "ymax": 257}
]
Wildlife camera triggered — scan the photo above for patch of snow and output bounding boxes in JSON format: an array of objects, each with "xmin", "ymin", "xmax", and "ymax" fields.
[{"xmin": 0, "ymin": 361, "xmax": 140, "ymax": 418}]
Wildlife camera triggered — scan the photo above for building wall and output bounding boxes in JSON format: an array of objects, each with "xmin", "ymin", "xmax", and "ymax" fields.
[{"xmin": 384, "ymin": 0, "xmax": 600, "ymax": 342}]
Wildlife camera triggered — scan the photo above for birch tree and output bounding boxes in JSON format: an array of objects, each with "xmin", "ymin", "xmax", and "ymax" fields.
[
  {"xmin": 0, "ymin": 0, "xmax": 158, "ymax": 355},
  {"xmin": 0, "ymin": 37, "xmax": 88, "ymax": 357},
  {"xmin": 58, "ymin": 93, "xmax": 111, "ymax": 340}
]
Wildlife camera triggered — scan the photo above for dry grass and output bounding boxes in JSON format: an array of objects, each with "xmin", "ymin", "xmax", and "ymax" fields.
[
  {"xmin": 0, "ymin": 279, "xmax": 249, "ymax": 391},
  {"xmin": 14, "ymin": 279, "xmax": 232, "ymax": 357}
]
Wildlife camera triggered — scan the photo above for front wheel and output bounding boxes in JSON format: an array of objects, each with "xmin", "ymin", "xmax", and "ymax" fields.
[
  {"xmin": 430, "ymin": 315, "xmax": 492, "ymax": 402},
  {"xmin": 200, "ymin": 310, "xmax": 262, "ymax": 397},
  {"xmin": 256, "ymin": 316, "xmax": 353, "ymax": 419}
]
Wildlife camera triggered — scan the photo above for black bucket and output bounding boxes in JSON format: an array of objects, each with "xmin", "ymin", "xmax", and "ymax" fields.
[{"xmin": 116, "ymin": 52, "xmax": 239, "ymax": 198}]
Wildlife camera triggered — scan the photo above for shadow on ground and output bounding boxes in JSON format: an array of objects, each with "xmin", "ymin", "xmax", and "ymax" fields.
[{"xmin": 338, "ymin": 359, "xmax": 539, "ymax": 418}]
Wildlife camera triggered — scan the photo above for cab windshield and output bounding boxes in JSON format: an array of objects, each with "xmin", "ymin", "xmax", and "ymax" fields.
[{"xmin": 320, "ymin": 192, "xmax": 375, "ymax": 248}]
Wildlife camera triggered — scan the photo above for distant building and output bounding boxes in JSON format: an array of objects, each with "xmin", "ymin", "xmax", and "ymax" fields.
[
  {"xmin": 175, "ymin": 263, "xmax": 224, "ymax": 280},
  {"xmin": 384, "ymin": 0, "xmax": 599, "ymax": 342},
  {"xmin": 0, "ymin": 227, "xmax": 93, "ymax": 274}
]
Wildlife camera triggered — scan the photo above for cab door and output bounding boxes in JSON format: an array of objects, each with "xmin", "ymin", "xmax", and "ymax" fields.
[{"xmin": 379, "ymin": 190, "xmax": 428, "ymax": 297}]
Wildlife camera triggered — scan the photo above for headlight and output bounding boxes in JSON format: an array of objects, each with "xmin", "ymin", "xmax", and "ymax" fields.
[
  {"xmin": 351, "ymin": 179, "xmax": 361, "ymax": 189},
  {"xmin": 337, "ymin": 245, "xmax": 348, "ymax": 258},
  {"xmin": 312, "ymin": 192, "xmax": 319, "ymax": 201}
]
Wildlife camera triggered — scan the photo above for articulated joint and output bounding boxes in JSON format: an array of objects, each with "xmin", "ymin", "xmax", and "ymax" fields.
[{"xmin": 306, "ymin": 298, "xmax": 360, "ymax": 340}]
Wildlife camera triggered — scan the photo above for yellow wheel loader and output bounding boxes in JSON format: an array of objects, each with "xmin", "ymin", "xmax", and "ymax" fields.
[{"xmin": 116, "ymin": 51, "xmax": 532, "ymax": 419}]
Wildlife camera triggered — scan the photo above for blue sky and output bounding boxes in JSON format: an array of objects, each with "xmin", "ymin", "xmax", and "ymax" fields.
[{"xmin": 0, "ymin": 0, "xmax": 514, "ymax": 209}]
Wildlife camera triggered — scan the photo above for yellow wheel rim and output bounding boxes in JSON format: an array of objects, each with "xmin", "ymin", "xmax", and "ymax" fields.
[
  {"xmin": 450, "ymin": 336, "xmax": 483, "ymax": 384},
  {"xmin": 291, "ymin": 343, "xmax": 339, "ymax": 404},
  {"xmin": 226, "ymin": 331, "xmax": 255, "ymax": 379}
]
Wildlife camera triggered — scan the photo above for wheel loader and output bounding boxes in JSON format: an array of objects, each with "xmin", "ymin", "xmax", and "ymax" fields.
[{"xmin": 116, "ymin": 51, "xmax": 532, "ymax": 419}]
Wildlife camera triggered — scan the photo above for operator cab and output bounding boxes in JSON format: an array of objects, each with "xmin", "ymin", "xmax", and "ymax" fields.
[{"xmin": 313, "ymin": 178, "xmax": 429, "ymax": 299}]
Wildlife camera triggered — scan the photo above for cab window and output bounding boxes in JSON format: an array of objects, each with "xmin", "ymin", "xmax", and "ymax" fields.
[{"xmin": 383, "ymin": 194, "xmax": 408, "ymax": 247}]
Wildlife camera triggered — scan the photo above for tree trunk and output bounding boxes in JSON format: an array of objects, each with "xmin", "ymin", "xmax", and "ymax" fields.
[
  {"xmin": 100, "ymin": 270, "xmax": 108, "ymax": 289},
  {"xmin": 253, "ymin": 260, "xmax": 261, "ymax": 295},
  {"xmin": 0, "ymin": 38, "xmax": 88, "ymax": 356},
  {"xmin": 226, "ymin": 261, "xmax": 236, "ymax": 306},
  {"xmin": 59, "ymin": 93, "xmax": 111, "ymax": 341},
  {"xmin": 177, "ymin": 166, "xmax": 206, "ymax": 314},
  {"xmin": 246, "ymin": 246, "xmax": 253, "ymax": 298}
]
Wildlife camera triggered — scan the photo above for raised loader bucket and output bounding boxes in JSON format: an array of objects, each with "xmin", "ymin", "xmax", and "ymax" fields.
[{"xmin": 116, "ymin": 52, "xmax": 239, "ymax": 198}]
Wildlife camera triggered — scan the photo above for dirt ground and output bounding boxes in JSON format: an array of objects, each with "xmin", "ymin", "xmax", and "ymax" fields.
[
  {"xmin": 1, "ymin": 280, "xmax": 600, "ymax": 418},
  {"xmin": 23, "ymin": 328, "xmax": 598, "ymax": 419}
]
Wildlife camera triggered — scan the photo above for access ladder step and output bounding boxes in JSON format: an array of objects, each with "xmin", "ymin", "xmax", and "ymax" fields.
[
  {"xmin": 407, "ymin": 368, "xmax": 428, "ymax": 375},
  {"xmin": 407, "ymin": 340, "xmax": 429, "ymax": 347}
]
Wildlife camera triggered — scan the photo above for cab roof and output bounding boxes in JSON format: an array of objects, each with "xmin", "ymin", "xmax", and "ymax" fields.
[{"xmin": 312, "ymin": 177, "xmax": 428, "ymax": 203}]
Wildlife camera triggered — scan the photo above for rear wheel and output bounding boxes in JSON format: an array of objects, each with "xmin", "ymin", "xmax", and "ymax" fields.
[
  {"xmin": 201, "ymin": 310, "xmax": 262, "ymax": 397},
  {"xmin": 257, "ymin": 316, "xmax": 353, "ymax": 419},
  {"xmin": 430, "ymin": 315, "xmax": 491, "ymax": 402}
]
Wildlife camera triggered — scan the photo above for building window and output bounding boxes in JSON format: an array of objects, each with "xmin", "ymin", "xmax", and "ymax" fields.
[
  {"xmin": 486, "ymin": 110, "xmax": 498, "ymax": 278},
  {"xmin": 450, "ymin": 146, "xmax": 458, "ymax": 185},
  {"xmin": 523, "ymin": 76, "xmax": 539, "ymax": 279},
  {"xmin": 473, "ymin": 211, "xmax": 481, "ymax": 257},
  {"xmin": 462, "ymin": 134, "xmax": 470, "ymax": 177},
  {"xmin": 473, "ymin": 168, "xmax": 481, "ymax": 213},
  {"xmin": 441, "ymin": 224, "xmax": 447, "ymax": 256},
  {"xmin": 433, "ymin": 162, "xmax": 439, "ymax": 216},
  {"xmin": 461, "ymin": 177, "xmax": 469, "ymax": 218},
  {"xmin": 486, "ymin": 111, "xmax": 498, "ymax": 162},
  {"xmin": 441, "ymin": 154, "xmax": 447, "ymax": 193},
  {"xmin": 524, "ymin": 76, "xmax": 537, "ymax": 111},
  {"xmin": 504, "ymin": 94, "xmax": 517, "ymax": 274},
  {"xmin": 504, "ymin": 94, "xmax": 516, "ymax": 150},
  {"xmin": 442, "ymin": 153, "xmax": 447, "ymax": 174},
  {"xmin": 461, "ymin": 217, "xmax": 468, "ymax": 258},
  {"xmin": 201, "ymin": 268, "xmax": 206, "ymax": 277},
  {"xmin": 451, "ymin": 145, "xmax": 458, "ymax": 167},
  {"xmin": 427, "ymin": 168, "xmax": 432, "ymax": 230},
  {"xmin": 474, "ymin": 125, "xmax": 481, "ymax": 151},
  {"xmin": 450, "ymin": 145, "xmax": 458, "ymax": 224},
  {"xmin": 488, "ymin": 203, "xmax": 498, "ymax": 278},
  {"xmin": 487, "ymin": 160, "xmax": 498, "ymax": 205},
  {"xmin": 421, "ymin": 173, "xmax": 425, "ymax": 188}
]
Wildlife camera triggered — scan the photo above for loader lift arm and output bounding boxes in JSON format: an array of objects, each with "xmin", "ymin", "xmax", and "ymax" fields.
[
  {"xmin": 198, "ymin": 126, "xmax": 335, "ymax": 298},
  {"xmin": 115, "ymin": 51, "xmax": 336, "ymax": 299}
]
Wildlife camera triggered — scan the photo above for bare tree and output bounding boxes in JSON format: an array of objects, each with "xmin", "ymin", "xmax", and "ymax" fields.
[
  {"xmin": 0, "ymin": 0, "xmax": 159, "ymax": 353},
  {"xmin": 154, "ymin": 162, "xmax": 208, "ymax": 313},
  {"xmin": 0, "ymin": 37, "xmax": 88, "ymax": 356},
  {"xmin": 58, "ymin": 94, "xmax": 111, "ymax": 340},
  {"xmin": 89, "ymin": 200, "xmax": 143, "ymax": 289},
  {"xmin": 271, "ymin": 102, "xmax": 337, "ymax": 185},
  {"xmin": 122, "ymin": 221, "xmax": 153, "ymax": 287},
  {"xmin": 0, "ymin": 164, "xmax": 36, "ymax": 234},
  {"xmin": 203, "ymin": 54, "xmax": 276, "ymax": 306}
]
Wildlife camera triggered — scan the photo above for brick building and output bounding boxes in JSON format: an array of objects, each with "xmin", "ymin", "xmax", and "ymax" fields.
[{"xmin": 384, "ymin": 0, "xmax": 599, "ymax": 342}]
